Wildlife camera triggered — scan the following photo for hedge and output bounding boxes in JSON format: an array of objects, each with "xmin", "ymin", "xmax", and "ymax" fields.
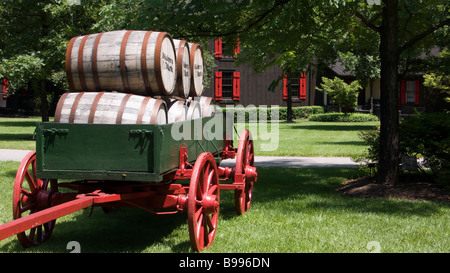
[
  {"xmin": 308, "ymin": 112, "xmax": 379, "ymax": 122},
  {"xmin": 221, "ymin": 106, "xmax": 325, "ymax": 122}
]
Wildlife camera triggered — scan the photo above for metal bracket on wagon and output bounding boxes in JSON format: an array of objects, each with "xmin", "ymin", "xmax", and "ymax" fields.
[{"xmin": 42, "ymin": 128, "xmax": 69, "ymax": 135}]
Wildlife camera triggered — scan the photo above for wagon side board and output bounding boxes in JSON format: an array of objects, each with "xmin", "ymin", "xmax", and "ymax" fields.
[{"xmin": 36, "ymin": 114, "xmax": 232, "ymax": 182}]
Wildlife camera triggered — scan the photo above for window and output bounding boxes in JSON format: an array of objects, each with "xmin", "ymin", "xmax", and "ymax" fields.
[
  {"xmin": 283, "ymin": 72, "xmax": 306, "ymax": 100},
  {"xmin": 222, "ymin": 71, "xmax": 234, "ymax": 99},
  {"xmin": 215, "ymin": 70, "xmax": 240, "ymax": 101},
  {"xmin": 400, "ymin": 80, "xmax": 420, "ymax": 105},
  {"xmin": 214, "ymin": 38, "xmax": 240, "ymax": 59}
]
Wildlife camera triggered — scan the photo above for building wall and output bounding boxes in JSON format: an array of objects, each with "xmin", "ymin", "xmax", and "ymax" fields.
[
  {"xmin": 202, "ymin": 41, "xmax": 316, "ymax": 107},
  {"xmin": 0, "ymin": 96, "xmax": 6, "ymax": 108}
]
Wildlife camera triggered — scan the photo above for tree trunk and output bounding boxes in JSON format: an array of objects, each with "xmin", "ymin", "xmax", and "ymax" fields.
[
  {"xmin": 378, "ymin": 0, "xmax": 399, "ymax": 185},
  {"xmin": 40, "ymin": 79, "xmax": 49, "ymax": 122},
  {"xmin": 370, "ymin": 79, "xmax": 374, "ymax": 114}
]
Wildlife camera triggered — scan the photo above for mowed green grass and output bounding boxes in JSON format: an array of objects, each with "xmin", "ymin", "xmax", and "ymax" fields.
[
  {"xmin": 0, "ymin": 162, "xmax": 448, "ymax": 253},
  {"xmin": 235, "ymin": 120, "xmax": 379, "ymax": 157},
  {"xmin": 0, "ymin": 117, "xmax": 43, "ymax": 150},
  {"xmin": 0, "ymin": 117, "xmax": 378, "ymax": 158}
]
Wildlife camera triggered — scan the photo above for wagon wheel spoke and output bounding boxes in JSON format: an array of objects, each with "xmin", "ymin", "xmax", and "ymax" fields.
[
  {"xmin": 24, "ymin": 170, "xmax": 38, "ymax": 194},
  {"xmin": 203, "ymin": 216, "xmax": 212, "ymax": 246},
  {"xmin": 202, "ymin": 164, "xmax": 211, "ymax": 195},
  {"xmin": 19, "ymin": 202, "xmax": 37, "ymax": 214},
  {"xmin": 207, "ymin": 185, "xmax": 218, "ymax": 196}
]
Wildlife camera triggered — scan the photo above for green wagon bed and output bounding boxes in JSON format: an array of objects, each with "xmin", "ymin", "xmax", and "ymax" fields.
[{"xmin": 35, "ymin": 115, "xmax": 230, "ymax": 182}]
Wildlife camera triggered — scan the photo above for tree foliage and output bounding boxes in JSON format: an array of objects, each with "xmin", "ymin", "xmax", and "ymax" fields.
[
  {"xmin": 0, "ymin": 0, "xmax": 107, "ymax": 120},
  {"xmin": 316, "ymin": 76, "xmax": 361, "ymax": 112},
  {"xmin": 0, "ymin": 0, "xmax": 448, "ymax": 184}
]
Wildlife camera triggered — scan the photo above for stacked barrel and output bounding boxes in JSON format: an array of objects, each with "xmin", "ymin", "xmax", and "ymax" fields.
[{"xmin": 55, "ymin": 30, "xmax": 216, "ymax": 125}]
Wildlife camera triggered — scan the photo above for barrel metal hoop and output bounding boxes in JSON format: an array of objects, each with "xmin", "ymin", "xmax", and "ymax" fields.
[
  {"xmin": 91, "ymin": 32, "xmax": 104, "ymax": 92},
  {"xmin": 116, "ymin": 93, "xmax": 133, "ymax": 124},
  {"xmin": 69, "ymin": 92, "xmax": 85, "ymax": 123},
  {"xmin": 88, "ymin": 91, "xmax": 106, "ymax": 124},
  {"xmin": 137, "ymin": 96, "xmax": 152, "ymax": 124},
  {"xmin": 65, "ymin": 37, "xmax": 78, "ymax": 92},
  {"xmin": 120, "ymin": 30, "xmax": 133, "ymax": 93},
  {"xmin": 150, "ymin": 99, "xmax": 166, "ymax": 124},
  {"xmin": 141, "ymin": 31, "xmax": 154, "ymax": 96},
  {"xmin": 77, "ymin": 35, "xmax": 90, "ymax": 91},
  {"xmin": 54, "ymin": 92, "xmax": 70, "ymax": 123}
]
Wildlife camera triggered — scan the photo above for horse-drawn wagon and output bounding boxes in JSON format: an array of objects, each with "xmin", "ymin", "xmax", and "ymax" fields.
[{"xmin": 0, "ymin": 30, "xmax": 257, "ymax": 252}]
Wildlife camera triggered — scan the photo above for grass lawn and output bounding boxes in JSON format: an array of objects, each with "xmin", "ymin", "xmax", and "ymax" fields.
[
  {"xmin": 0, "ymin": 117, "xmax": 43, "ymax": 150},
  {"xmin": 237, "ymin": 119, "xmax": 379, "ymax": 157},
  {"xmin": 0, "ymin": 117, "xmax": 378, "ymax": 158},
  {"xmin": 0, "ymin": 162, "xmax": 448, "ymax": 253}
]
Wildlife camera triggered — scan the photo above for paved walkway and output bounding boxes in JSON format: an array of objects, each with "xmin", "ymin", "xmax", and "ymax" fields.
[
  {"xmin": 221, "ymin": 156, "xmax": 358, "ymax": 168},
  {"xmin": 0, "ymin": 149, "xmax": 34, "ymax": 162},
  {"xmin": 0, "ymin": 149, "xmax": 359, "ymax": 168}
]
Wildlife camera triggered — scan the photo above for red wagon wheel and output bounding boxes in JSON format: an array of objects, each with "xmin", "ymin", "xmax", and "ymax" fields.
[
  {"xmin": 13, "ymin": 151, "xmax": 58, "ymax": 247},
  {"xmin": 187, "ymin": 152, "xmax": 220, "ymax": 251},
  {"xmin": 234, "ymin": 129, "xmax": 257, "ymax": 215}
]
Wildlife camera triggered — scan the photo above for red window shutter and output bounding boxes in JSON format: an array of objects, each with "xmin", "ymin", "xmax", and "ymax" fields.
[
  {"xmin": 233, "ymin": 38, "xmax": 240, "ymax": 58},
  {"xmin": 214, "ymin": 38, "xmax": 222, "ymax": 58},
  {"xmin": 215, "ymin": 71, "xmax": 222, "ymax": 101},
  {"xmin": 299, "ymin": 72, "xmax": 306, "ymax": 99},
  {"xmin": 1, "ymin": 78, "xmax": 9, "ymax": 99},
  {"xmin": 233, "ymin": 72, "xmax": 240, "ymax": 100},
  {"xmin": 415, "ymin": 80, "xmax": 420, "ymax": 105},
  {"xmin": 400, "ymin": 80, "xmax": 406, "ymax": 104},
  {"xmin": 282, "ymin": 73, "xmax": 288, "ymax": 100}
]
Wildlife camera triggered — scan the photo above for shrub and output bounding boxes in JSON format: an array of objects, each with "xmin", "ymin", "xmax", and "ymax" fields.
[
  {"xmin": 355, "ymin": 112, "xmax": 450, "ymax": 184},
  {"xmin": 353, "ymin": 126, "xmax": 380, "ymax": 176},
  {"xmin": 223, "ymin": 106, "xmax": 325, "ymax": 122},
  {"xmin": 400, "ymin": 112, "xmax": 450, "ymax": 182},
  {"xmin": 309, "ymin": 112, "xmax": 379, "ymax": 122}
]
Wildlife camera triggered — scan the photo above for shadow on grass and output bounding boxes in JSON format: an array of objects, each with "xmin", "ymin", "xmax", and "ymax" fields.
[
  {"xmin": 0, "ymin": 133, "xmax": 34, "ymax": 141},
  {"xmin": 0, "ymin": 206, "xmax": 193, "ymax": 253},
  {"xmin": 1, "ymin": 166, "xmax": 448, "ymax": 253},
  {"xmin": 253, "ymin": 167, "xmax": 450, "ymax": 217},
  {"xmin": 318, "ymin": 141, "xmax": 366, "ymax": 146},
  {"xmin": 291, "ymin": 124, "xmax": 377, "ymax": 132},
  {"xmin": 0, "ymin": 121, "xmax": 39, "ymax": 128}
]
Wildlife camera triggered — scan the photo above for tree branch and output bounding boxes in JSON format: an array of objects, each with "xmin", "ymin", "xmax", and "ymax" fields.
[
  {"xmin": 181, "ymin": 0, "xmax": 292, "ymax": 38},
  {"xmin": 354, "ymin": 12, "xmax": 380, "ymax": 33},
  {"xmin": 399, "ymin": 18, "xmax": 450, "ymax": 54}
]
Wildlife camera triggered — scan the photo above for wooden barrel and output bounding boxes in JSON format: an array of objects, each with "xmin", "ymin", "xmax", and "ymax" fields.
[
  {"xmin": 66, "ymin": 30, "xmax": 177, "ymax": 96},
  {"xmin": 197, "ymin": 96, "xmax": 216, "ymax": 117},
  {"xmin": 186, "ymin": 99, "xmax": 201, "ymax": 120},
  {"xmin": 54, "ymin": 92, "xmax": 167, "ymax": 124},
  {"xmin": 165, "ymin": 99, "xmax": 186, "ymax": 123},
  {"xmin": 188, "ymin": 42, "xmax": 204, "ymax": 97},
  {"xmin": 173, "ymin": 40, "xmax": 191, "ymax": 99}
]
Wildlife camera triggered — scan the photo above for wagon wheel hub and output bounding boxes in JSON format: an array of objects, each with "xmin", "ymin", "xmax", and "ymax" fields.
[
  {"xmin": 34, "ymin": 190, "xmax": 53, "ymax": 211},
  {"xmin": 245, "ymin": 166, "xmax": 257, "ymax": 183},
  {"xmin": 201, "ymin": 195, "xmax": 219, "ymax": 215}
]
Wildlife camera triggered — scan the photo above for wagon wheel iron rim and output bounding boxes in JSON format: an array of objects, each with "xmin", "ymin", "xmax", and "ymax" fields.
[
  {"xmin": 187, "ymin": 152, "xmax": 220, "ymax": 252},
  {"xmin": 13, "ymin": 151, "xmax": 58, "ymax": 247},
  {"xmin": 234, "ymin": 129, "xmax": 256, "ymax": 215}
]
